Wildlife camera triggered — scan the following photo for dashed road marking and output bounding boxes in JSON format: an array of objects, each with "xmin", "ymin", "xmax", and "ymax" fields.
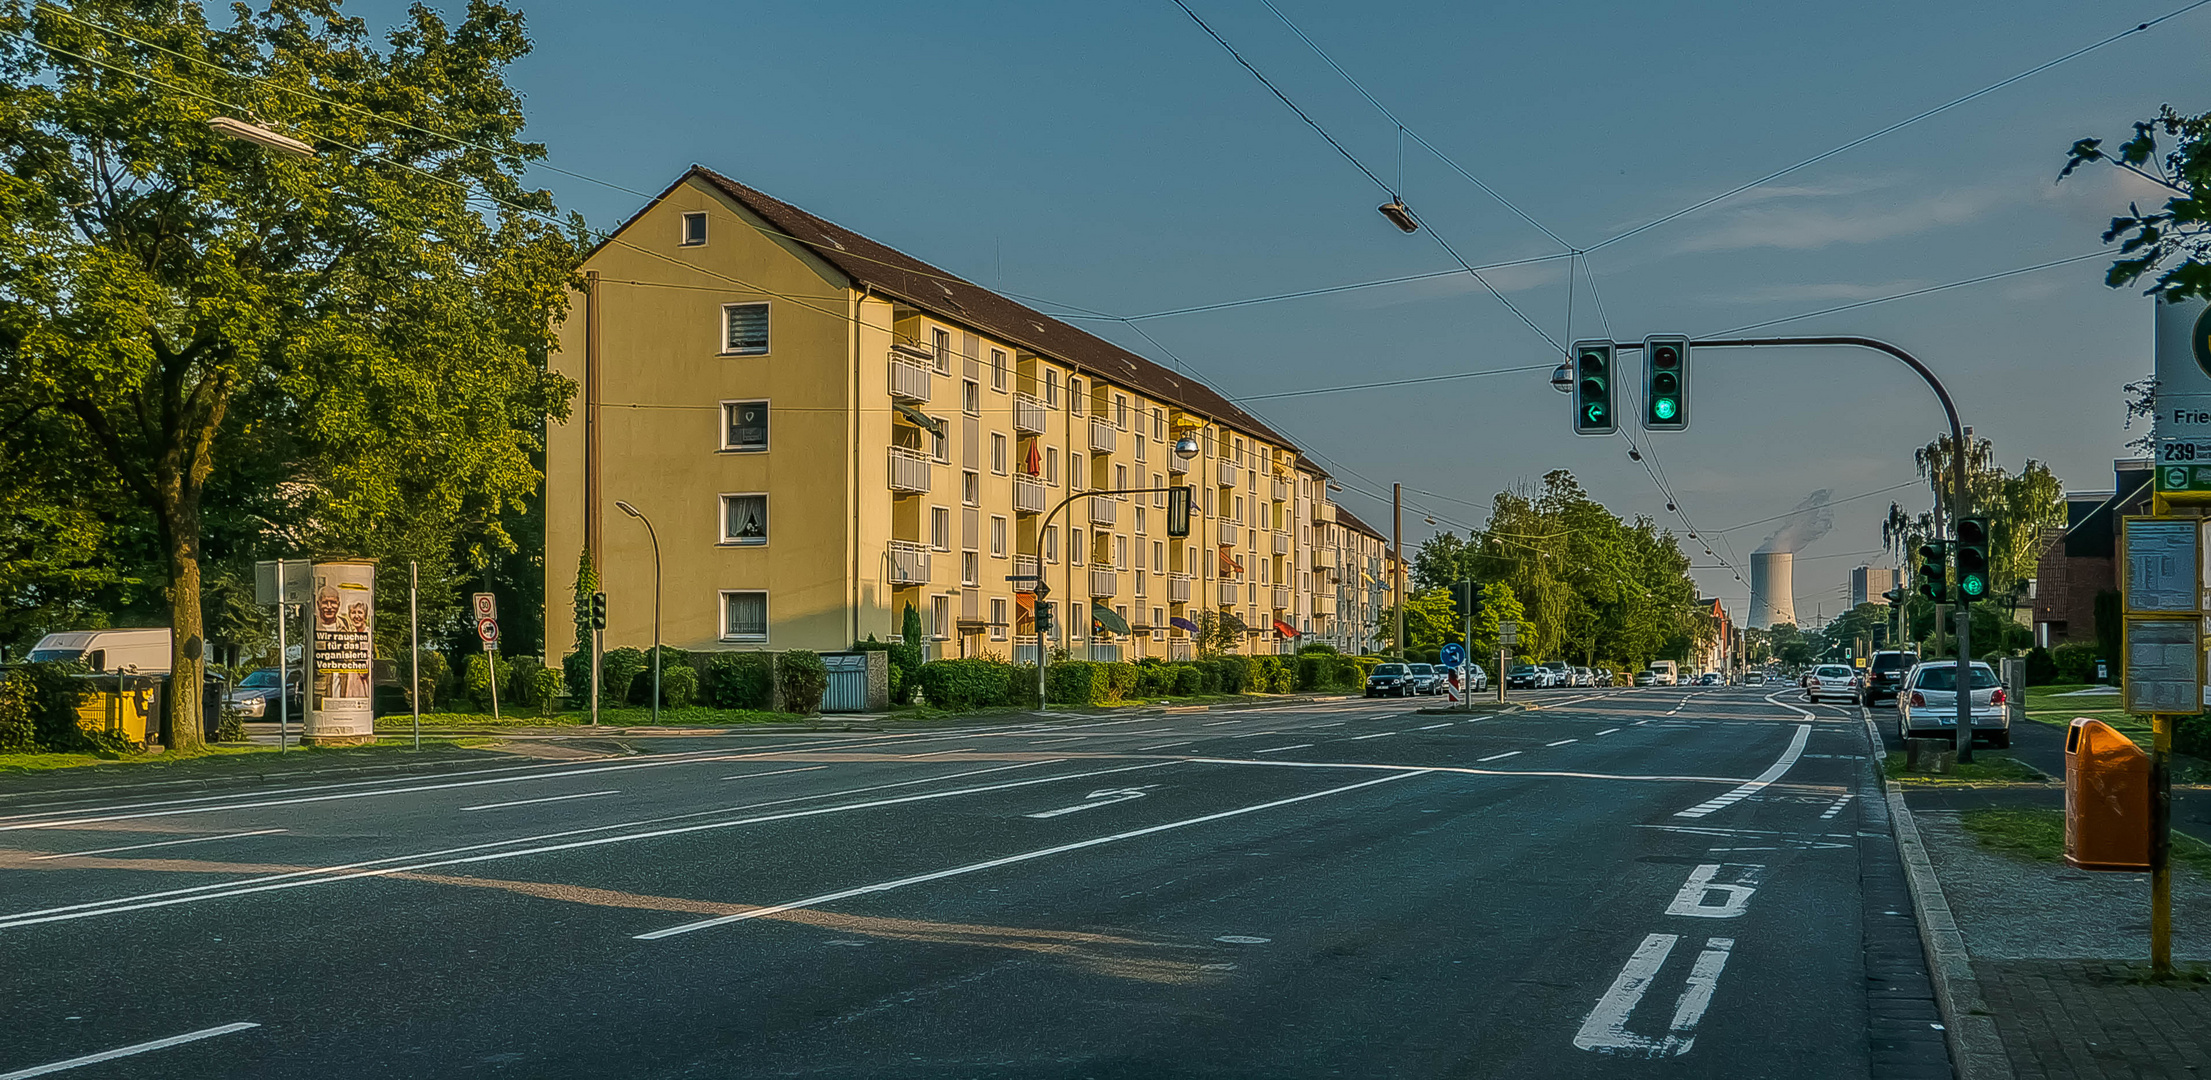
[
  {"xmin": 1674, "ymin": 725, "xmax": 1810, "ymax": 819},
  {"xmin": 461, "ymin": 790, "xmax": 619, "ymax": 812},
  {"xmin": 1595, "ymin": 728, "xmax": 1621, "ymax": 736},
  {"xmin": 1418, "ymin": 723, "xmax": 1454, "ymax": 730},
  {"xmin": 1349, "ymin": 731, "xmax": 1397, "ymax": 741},
  {"xmin": 1547, "ymin": 739, "xmax": 1578, "ymax": 747},
  {"xmin": 0, "ymin": 1022, "xmax": 260, "ymax": 1079},
  {"xmin": 1477, "ymin": 751, "xmax": 1521, "ymax": 763},
  {"xmin": 1253, "ymin": 744, "xmax": 1313, "ymax": 754},
  {"xmin": 1819, "ymin": 794, "xmax": 1855, "ymax": 821},
  {"xmin": 29, "ymin": 829, "xmax": 287, "ymax": 861},
  {"xmin": 1573, "ymin": 934, "xmax": 1735, "ymax": 1058}
]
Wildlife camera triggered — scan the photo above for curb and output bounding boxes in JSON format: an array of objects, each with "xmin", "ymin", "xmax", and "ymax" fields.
[{"xmin": 1863, "ymin": 710, "xmax": 2011, "ymax": 1080}]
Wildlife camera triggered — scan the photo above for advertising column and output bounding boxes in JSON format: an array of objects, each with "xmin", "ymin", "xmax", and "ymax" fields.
[{"xmin": 305, "ymin": 559, "xmax": 378, "ymax": 746}]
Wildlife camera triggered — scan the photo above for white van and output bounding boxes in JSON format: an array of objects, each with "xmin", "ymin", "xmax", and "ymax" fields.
[
  {"xmin": 26, "ymin": 629, "xmax": 173, "ymax": 674},
  {"xmin": 1645, "ymin": 660, "xmax": 1678, "ymax": 686}
]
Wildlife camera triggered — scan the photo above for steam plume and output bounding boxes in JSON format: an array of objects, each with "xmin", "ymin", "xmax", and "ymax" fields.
[{"xmin": 1755, "ymin": 489, "xmax": 1833, "ymax": 554}]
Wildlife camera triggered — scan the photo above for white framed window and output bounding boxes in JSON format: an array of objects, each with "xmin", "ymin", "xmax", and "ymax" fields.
[
  {"xmin": 1069, "ymin": 378, "xmax": 1084, "ymax": 414},
  {"xmin": 1044, "ymin": 525, "xmax": 1059, "ymax": 563},
  {"xmin": 720, "ymin": 493, "xmax": 768, "ymax": 545},
  {"xmin": 1072, "ymin": 529, "xmax": 1085, "ymax": 564},
  {"xmin": 963, "ymin": 470, "xmax": 980, "ymax": 507},
  {"xmin": 720, "ymin": 303, "xmax": 769, "ymax": 356},
  {"xmin": 931, "ymin": 328, "xmax": 952, "ymax": 374},
  {"xmin": 963, "ymin": 379, "xmax": 980, "ymax": 416},
  {"xmin": 1134, "ymin": 505, "xmax": 1146, "ymax": 534},
  {"xmin": 1072, "ymin": 453, "xmax": 1086, "ymax": 491},
  {"xmin": 991, "ymin": 349, "xmax": 1007, "ymax": 392},
  {"xmin": 1152, "ymin": 475, "xmax": 1164, "ymax": 506},
  {"xmin": 1152, "ymin": 409, "xmax": 1164, "ymax": 441},
  {"xmin": 930, "ymin": 417, "xmax": 949, "ymax": 462},
  {"xmin": 720, "ymin": 590, "xmax": 767, "ymax": 642},
  {"xmin": 1045, "ymin": 370, "xmax": 1059, "ymax": 407},
  {"xmin": 1115, "ymin": 394, "xmax": 1128, "ymax": 429},
  {"xmin": 1153, "ymin": 541, "xmax": 1164, "ymax": 571},
  {"xmin": 990, "ymin": 515, "xmax": 1007, "ymax": 558},
  {"xmin": 1115, "ymin": 464, "xmax": 1127, "ymax": 492},
  {"xmin": 961, "ymin": 551, "xmax": 979, "ymax": 587},
  {"xmin": 1045, "ymin": 447, "xmax": 1060, "ymax": 486},
  {"xmin": 1135, "ymin": 434, "xmax": 1146, "ymax": 463},
  {"xmin": 1116, "ymin": 535, "xmax": 1128, "ymax": 570},
  {"xmin": 991, "ymin": 433, "xmax": 1008, "ymax": 475},
  {"xmin": 1152, "ymin": 606, "xmax": 1164, "ymax": 641},
  {"xmin": 681, "ymin": 211, "xmax": 708, "ymax": 247},
  {"xmin": 931, "ymin": 594, "xmax": 951, "ymax": 641},
  {"xmin": 931, "ymin": 507, "xmax": 951, "ymax": 551},
  {"xmin": 990, "ymin": 597, "xmax": 1007, "ymax": 640},
  {"xmin": 720, "ymin": 400, "xmax": 768, "ymax": 452}
]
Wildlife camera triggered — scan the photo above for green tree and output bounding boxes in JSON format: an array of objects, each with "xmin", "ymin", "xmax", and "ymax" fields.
[
  {"xmin": 0, "ymin": 1, "xmax": 580, "ymax": 746},
  {"xmin": 2061, "ymin": 104, "xmax": 2211, "ymax": 299},
  {"xmin": 1373, "ymin": 587, "xmax": 1459, "ymax": 652},
  {"xmin": 570, "ymin": 547, "xmax": 598, "ymax": 661}
]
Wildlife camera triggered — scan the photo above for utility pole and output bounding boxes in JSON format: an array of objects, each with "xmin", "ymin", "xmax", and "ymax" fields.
[{"xmin": 1393, "ymin": 483, "xmax": 1405, "ymax": 660}]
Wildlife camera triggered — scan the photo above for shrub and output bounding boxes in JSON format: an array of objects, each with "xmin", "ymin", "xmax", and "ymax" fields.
[
  {"xmin": 777, "ymin": 650, "xmax": 829, "ymax": 714},
  {"xmin": 918, "ymin": 658, "xmax": 1014, "ymax": 709},
  {"xmin": 463, "ymin": 654, "xmax": 496, "ymax": 711},
  {"xmin": 504, "ymin": 655, "xmax": 544, "ymax": 707},
  {"xmin": 1132, "ymin": 661, "xmax": 1172, "ymax": 698},
  {"xmin": 622, "ymin": 646, "xmax": 694, "ymax": 705},
  {"xmin": 1296, "ymin": 651, "xmax": 1361, "ymax": 692},
  {"xmin": 2023, "ymin": 646, "xmax": 2058, "ymax": 687},
  {"xmin": 561, "ymin": 651, "xmax": 591, "ymax": 706},
  {"xmin": 1103, "ymin": 662, "xmax": 1139, "ymax": 702},
  {"xmin": 2178, "ymin": 714, "xmax": 2211, "ymax": 760},
  {"xmin": 706, "ymin": 652, "xmax": 775, "ymax": 710},
  {"xmin": 528, "ymin": 666, "xmax": 565, "ymax": 716},
  {"xmin": 1170, "ymin": 663, "xmax": 1204, "ymax": 696},
  {"xmin": 412, "ymin": 650, "xmax": 454, "ymax": 709},
  {"xmin": 2050, "ymin": 642, "xmax": 2101, "ymax": 684},
  {"xmin": 1202, "ymin": 655, "xmax": 1251, "ymax": 694},
  {"xmin": 1006, "ymin": 665, "xmax": 1042, "ymax": 708},
  {"xmin": 600, "ymin": 647, "xmax": 649, "ymax": 707},
  {"xmin": 0, "ymin": 671, "xmax": 37, "ymax": 752},
  {"xmin": 854, "ymin": 635, "xmax": 924, "ymax": 705},
  {"xmin": 658, "ymin": 664, "xmax": 698, "ymax": 708},
  {"xmin": 1048, "ymin": 660, "xmax": 1108, "ymax": 705}
]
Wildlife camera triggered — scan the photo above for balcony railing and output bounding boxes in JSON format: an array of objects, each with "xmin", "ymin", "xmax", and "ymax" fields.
[
  {"xmin": 1014, "ymin": 475, "xmax": 1047, "ymax": 514},
  {"xmin": 1271, "ymin": 477, "xmax": 1289, "ymax": 502},
  {"xmin": 1167, "ymin": 452, "xmax": 1190, "ymax": 474},
  {"xmin": 1090, "ymin": 566, "xmax": 1118, "ymax": 597},
  {"xmin": 1087, "ymin": 643, "xmax": 1123, "ymax": 663},
  {"xmin": 887, "ymin": 347, "xmax": 933, "ymax": 403},
  {"xmin": 1088, "ymin": 498, "xmax": 1117, "ymax": 527},
  {"xmin": 888, "ymin": 540, "xmax": 930, "ymax": 585},
  {"xmin": 1217, "ymin": 459, "xmax": 1238, "ymax": 488},
  {"xmin": 887, "ymin": 445, "xmax": 933, "ymax": 494},
  {"xmin": 1218, "ymin": 582, "xmax": 1240, "ymax": 606},
  {"xmin": 1312, "ymin": 546, "xmax": 1339, "ymax": 569},
  {"xmin": 1315, "ymin": 502, "xmax": 1336, "ymax": 523},
  {"xmin": 1088, "ymin": 416, "xmax": 1117, "ymax": 454},
  {"xmin": 1168, "ymin": 573, "xmax": 1192, "ymax": 603},
  {"xmin": 1313, "ymin": 594, "xmax": 1337, "ymax": 616},
  {"xmin": 1218, "ymin": 520, "xmax": 1239, "ymax": 546},
  {"xmin": 1272, "ymin": 585, "xmax": 1291, "ymax": 611},
  {"xmin": 1272, "ymin": 533, "xmax": 1290, "ymax": 556},
  {"xmin": 1168, "ymin": 638, "xmax": 1194, "ymax": 662},
  {"xmin": 1013, "ymin": 635, "xmax": 1041, "ymax": 665},
  {"xmin": 1012, "ymin": 554, "xmax": 1040, "ymax": 588},
  {"xmin": 1013, "ymin": 393, "xmax": 1047, "ymax": 434}
]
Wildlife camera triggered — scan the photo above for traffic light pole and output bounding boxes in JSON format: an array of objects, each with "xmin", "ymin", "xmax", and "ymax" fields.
[
  {"xmin": 1666, "ymin": 336, "xmax": 1973, "ymax": 762},
  {"xmin": 1034, "ymin": 486, "xmax": 1188, "ymax": 709}
]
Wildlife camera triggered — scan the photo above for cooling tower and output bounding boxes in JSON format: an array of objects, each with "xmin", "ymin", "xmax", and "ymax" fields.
[{"xmin": 1749, "ymin": 551, "xmax": 1795, "ymax": 629}]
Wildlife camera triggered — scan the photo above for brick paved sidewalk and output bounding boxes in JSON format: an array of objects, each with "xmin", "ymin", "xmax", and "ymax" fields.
[{"xmin": 1974, "ymin": 959, "xmax": 2209, "ymax": 1079}]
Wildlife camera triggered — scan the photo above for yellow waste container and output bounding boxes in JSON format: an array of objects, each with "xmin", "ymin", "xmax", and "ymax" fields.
[{"xmin": 2064, "ymin": 718, "xmax": 2151, "ymax": 871}]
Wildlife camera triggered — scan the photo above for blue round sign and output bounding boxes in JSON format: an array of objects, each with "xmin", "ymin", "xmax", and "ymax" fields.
[{"xmin": 1439, "ymin": 642, "xmax": 1466, "ymax": 667}]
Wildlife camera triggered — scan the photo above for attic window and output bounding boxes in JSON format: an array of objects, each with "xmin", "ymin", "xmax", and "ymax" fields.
[
  {"xmin": 681, "ymin": 212, "xmax": 707, "ymax": 247},
  {"xmin": 936, "ymin": 281, "xmax": 955, "ymax": 296}
]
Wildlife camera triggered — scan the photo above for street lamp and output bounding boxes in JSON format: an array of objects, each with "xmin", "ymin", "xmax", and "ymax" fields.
[
  {"xmin": 1551, "ymin": 362, "xmax": 1573, "ymax": 393},
  {"xmin": 1174, "ymin": 434, "xmax": 1199, "ymax": 460},
  {"xmin": 615, "ymin": 500, "xmax": 662, "ymax": 723},
  {"xmin": 208, "ymin": 116, "xmax": 315, "ymax": 157}
]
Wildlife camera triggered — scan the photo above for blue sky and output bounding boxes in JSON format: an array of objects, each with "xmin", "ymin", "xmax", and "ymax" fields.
[{"xmin": 413, "ymin": 0, "xmax": 2208, "ymax": 623}]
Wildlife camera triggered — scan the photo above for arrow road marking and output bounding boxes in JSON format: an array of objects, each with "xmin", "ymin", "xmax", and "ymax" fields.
[
  {"xmin": 1026, "ymin": 786, "xmax": 1158, "ymax": 819},
  {"xmin": 1573, "ymin": 934, "xmax": 1735, "ymax": 1059}
]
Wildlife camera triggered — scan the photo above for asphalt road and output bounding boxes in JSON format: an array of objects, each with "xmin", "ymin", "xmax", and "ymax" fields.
[{"xmin": 0, "ymin": 687, "xmax": 1948, "ymax": 1079}]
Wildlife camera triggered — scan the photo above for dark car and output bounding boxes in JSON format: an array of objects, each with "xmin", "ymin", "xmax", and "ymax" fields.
[
  {"xmin": 1366, "ymin": 663, "xmax": 1418, "ymax": 698},
  {"xmin": 223, "ymin": 666, "xmax": 303, "ymax": 719},
  {"xmin": 1861, "ymin": 650, "xmax": 1921, "ymax": 705},
  {"xmin": 1406, "ymin": 663, "xmax": 1443, "ymax": 695},
  {"xmin": 1506, "ymin": 664, "xmax": 1544, "ymax": 690}
]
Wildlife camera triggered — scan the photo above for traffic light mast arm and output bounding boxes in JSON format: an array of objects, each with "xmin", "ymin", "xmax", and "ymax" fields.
[{"xmin": 1033, "ymin": 486, "xmax": 1190, "ymax": 705}]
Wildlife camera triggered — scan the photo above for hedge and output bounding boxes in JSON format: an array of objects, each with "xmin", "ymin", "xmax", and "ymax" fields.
[
  {"xmin": 2050, "ymin": 642, "xmax": 2101, "ymax": 684},
  {"xmin": 527, "ymin": 666, "xmax": 565, "ymax": 716},
  {"xmin": 777, "ymin": 650, "xmax": 829, "ymax": 714},
  {"xmin": 1296, "ymin": 650, "xmax": 1362, "ymax": 692},
  {"xmin": 706, "ymin": 652, "xmax": 775, "ymax": 710},
  {"xmin": 600, "ymin": 647, "xmax": 649, "ymax": 707},
  {"xmin": 657, "ymin": 664, "xmax": 699, "ymax": 708},
  {"xmin": 919, "ymin": 658, "xmax": 1013, "ymax": 710},
  {"xmin": 1048, "ymin": 660, "xmax": 1111, "ymax": 705},
  {"xmin": 504, "ymin": 655, "xmax": 544, "ymax": 707},
  {"xmin": 462, "ymin": 654, "xmax": 497, "ymax": 711}
]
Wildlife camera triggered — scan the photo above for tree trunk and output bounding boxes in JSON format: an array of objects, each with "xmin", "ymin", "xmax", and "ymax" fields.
[{"xmin": 164, "ymin": 498, "xmax": 207, "ymax": 752}]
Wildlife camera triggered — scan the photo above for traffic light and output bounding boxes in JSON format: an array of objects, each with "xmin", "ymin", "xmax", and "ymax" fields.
[
  {"xmin": 1955, "ymin": 516, "xmax": 1991, "ymax": 602},
  {"xmin": 1643, "ymin": 335, "xmax": 1689, "ymax": 431},
  {"xmin": 1916, "ymin": 540, "xmax": 1948, "ymax": 603},
  {"xmin": 1167, "ymin": 485, "xmax": 1192, "ymax": 538},
  {"xmin": 589, "ymin": 592, "xmax": 606, "ymax": 631},
  {"xmin": 1881, "ymin": 587, "xmax": 1905, "ymax": 607},
  {"xmin": 1034, "ymin": 601, "xmax": 1054, "ymax": 636},
  {"xmin": 1571, "ymin": 339, "xmax": 1615, "ymax": 436},
  {"xmin": 1450, "ymin": 580, "xmax": 1481, "ymax": 620}
]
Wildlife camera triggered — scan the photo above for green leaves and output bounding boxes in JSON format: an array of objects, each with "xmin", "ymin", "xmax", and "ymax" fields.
[{"xmin": 2060, "ymin": 104, "xmax": 2211, "ymax": 300}]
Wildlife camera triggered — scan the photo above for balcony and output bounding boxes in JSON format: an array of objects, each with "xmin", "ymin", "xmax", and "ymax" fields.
[
  {"xmin": 887, "ymin": 540, "xmax": 930, "ymax": 585},
  {"xmin": 1218, "ymin": 520, "xmax": 1239, "ymax": 546},
  {"xmin": 887, "ymin": 445, "xmax": 933, "ymax": 494},
  {"xmin": 1087, "ymin": 643, "xmax": 1123, "ymax": 662},
  {"xmin": 1167, "ymin": 452, "xmax": 1190, "ymax": 475},
  {"xmin": 1168, "ymin": 638, "xmax": 1194, "ymax": 662},
  {"xmin": 1090, "ymin": 566, "xmax": 1118, "ymax": 597},
  {"xmin": 1218, "ymin": 582, "xmax": 1240, "ymax": 606},
  {"xmin": 1014, "ymin": 475, "xmax": 1048, "ymax": 514},
  {"xmin": 888, "ymin": 346, "xmax": 934, "ymax": 402},
  {"xmin": 1272, "ymin": 533, "xmax": 1291, "ymax": 556},
  {"xmin": 1312, "ymin": 546, "xmax": 1339, "ymax": 570},
  {"xmin": 1013, "ymin": 635, "xmax": 1041, "ymax": 665},
  {"xmin": 1013, "ymin": 393, "xmax": 1047, "ymax": 434},
  {"xmin": 1168, "ymin": 573, "xmax": 1192, "ymax": 603},
  {"xmin": 1012, "ymin": 554, "xmax": 1040, "ymax": 589},
  {"xmin": 1088, "ymin": 416, "xmax": 1117, "ymax": 454},
  {"xmin": 1271, "ymin": 477, "xmax": 1289, "ymax": 502},
  {"xmin": 1314, "ymin": 594, "xmax": 1337, "ymax": 616},
  {"xmin": 1217, "ymin": 459, "xmax": 1238, "ymax": 488},
  {"xmin": 1088, "ymin": 498, "xmax": 1118, "ymax": 527},
  {"xmin": 1315, "ymin": 502, "xmax": 1337, "ymax": 523},
  {"xmin": 1272, "ymin": 585, "xmax": 1291, "ymax": 610}
]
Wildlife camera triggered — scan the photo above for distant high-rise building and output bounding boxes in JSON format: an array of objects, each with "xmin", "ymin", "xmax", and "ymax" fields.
[{"xmin": 1850, "ymin": 565, "xmax": 1901, "ymax": 607}]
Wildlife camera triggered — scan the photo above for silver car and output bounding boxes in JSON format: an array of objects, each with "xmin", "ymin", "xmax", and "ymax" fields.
[
  {"xmin": 1804, "ymin": 664, "xmax": 1857, "ymax": 704},
  {"xmin": 1896, "ymin": 660, "xmax": 2009, "ymax": 748}
]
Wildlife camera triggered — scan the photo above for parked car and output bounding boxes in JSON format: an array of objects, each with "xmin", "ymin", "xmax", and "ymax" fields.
[
  {"xmin": 1896, "ymin": 660, "xmax": 2009, "ymax": 748},
  {"xmin": 1406, "ymin": 663, "xmax": 1444, "ymax": 695},
  {"xmin": 1541, "ymin": 661, "xmax": 1572, "ymax": 687},
  {"xmin": 1366, "ymin": 663, "xmax": 1418, "ymax": 698},
  {"xmin": 1464, "ymin": 665, "xmax": 1488, "ymax": 693},
  {"xmin": 1567, "ymin": 666, "xmax": 1593, "ymax": 687},
  {"xmin": 1804, "ymin": 664, "xmax": 1858, "ymax": 703},
  {"xmin": 1698, "ymin": 673, "xmax": 1722, "ymax": 686},
  {"xmin": 1860, "ymin": 650, "xmax": 1921, "ymax": 706},
  {"xmin": 1506, "ymin": 664, "xmax": 1546, "ymax": 690},
  {"xmin": 1744, "ymin": 672, "xmax": 1767, "ymax": 687},
  {"xmin": 223, "ymin": 667, "xmax": 304, "ymax": 719},
  {"xmin": 1633, "ymin": 670, "xmax": 1659, "ymax": 686}
]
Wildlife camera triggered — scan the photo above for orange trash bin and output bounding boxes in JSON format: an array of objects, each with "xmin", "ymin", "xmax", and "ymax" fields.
[{"xmin": 2065, "ymin": 718, "xmax": 2152, "ymax": 871}]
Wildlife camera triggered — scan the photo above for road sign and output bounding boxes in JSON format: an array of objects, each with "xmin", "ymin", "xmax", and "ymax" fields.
[
  {"xmin": 1498, "ymin": 620, "xmax": 1521, "ymax": 645},
  {"xmin": 476, "ymin": 616, "xmax": 500, "ymax": 651},
  {"xmin": 2154, "ymin": 296, "xmax": 2211, "ymax": 473},
  {"xmin": 471, "ymin": 592, "xmax": 498, "ymax": 620},
  {"xmin": 2123, "ymin": 518, "xmax": 2199, "ymax": 614},
  {"xmin": 253, "ymin": 559, "xmax": 312, "ymax": 605},
  {"xmin": 1439, "ymin": 642, "xmax": 1466, "ymax": 667}
]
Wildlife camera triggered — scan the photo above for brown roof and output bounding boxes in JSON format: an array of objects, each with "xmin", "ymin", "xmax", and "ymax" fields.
[
  {"xmin": 644, "ymin": 166, "xmax": 1300, "ymax": 452},
  {"xmin": 1335, "ymin": 506, "xmax": 1386, "ymax": 542}
]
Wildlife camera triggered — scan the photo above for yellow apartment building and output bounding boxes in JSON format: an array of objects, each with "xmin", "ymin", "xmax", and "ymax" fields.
[
  {"xmin": 1325, "ymin": 508, "xmax": 1397, "ymax": 654},
  {"xmin": 544, "ymin": 167, "xmax": 1374, "ymax": 662}
]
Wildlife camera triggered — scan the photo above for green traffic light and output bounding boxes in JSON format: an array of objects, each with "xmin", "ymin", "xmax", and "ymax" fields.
[
  {"xmin": 1653, "ymin": 398, "xmax": 1677, "ymax": 420},
  {"xmin": 1962, "ymin": 576, "xmax": 1985, "ymax": 597},
  {"xmin": 1585, "ymin": 403, "xmax": 1605, "ymax": 423}
]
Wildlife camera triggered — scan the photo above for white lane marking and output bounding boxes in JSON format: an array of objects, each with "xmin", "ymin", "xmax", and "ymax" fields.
[
  {"xmin": 1762, "ymin": 689, "xmax": 1818, "ymax": 720},
  {"xmin": 1214, "ymin": 934, "xmax": 1271, "ymax": 944},
  {"xmin": 0, "ymin": 760, "xmax": 1162, "ymax": 930},
  {"xmin": 1137, "ymin": 742, "xmax": 1192, "ymax": 751},
  {"xmin": 1633, "ymin": 720, "xmax": 1651, "ymax": 726},
  {"xmin": 1191, "ymin": 757, "xmax": 1752, "ymax": 785},
  {"xmin": 1663, "ymin": 864, "xmax": 1763, "ymax": 919},
  {"xmin": 1820, "ymin": 794, "xmax": 1855, "ymax": 821},
  {"xmin": 721, "ymin": 766, "xmax": 831, "ymax": 782},
  {"xmin": 1546, "ymin": 739, "xmax": 1578, "ymax": 747},
  {"xmin": 1572, "ymin": 935, "xmax": 1735, "ymax": 1058},
  {"xmin": 1674, "ymin": 724, "xmax": 1811, "ymax": 819},
  {"xmin": 460, "ymin": 790, "xmax": 619, "ymax": 813},
  {"xmin": 1349, "ymin": 731, "xmax": 1397, "ymax": 741},
  {"xmin": 29, "ymin": 829, "xmax": 286, "ymax": 861},
  {"xmin": 1254, "ymin": 744, "xmax": 1314, "ymax": 754},
  {"xmin": 1595, "ymin": 728, "xmax": 1621, "ymax": 737},
  {"xmin": 1203, "ymin": 719, "xmax": 1244, "ymax": 726},
  {"xmin": 0, "ymin": 1022, "xmax": 260, "ymax": 1079},
  {"xmin": 1477, "ymin": 751, "xmax": 1522, "ymax": 763},
  {"xmin": 1227, "ymin": 731, "xmax": 1281, "ymax": 739},
  {"xmin": 1025, "ymin": 787, "xmax": 1156, "ymax": 819},
  {"xmin": 637, "ymin": 770, "xmax": 1432, "ymax": 939},
  {"xmin": 1418, "ymin": 723, "xmax": 1454, "ymax": 730}
]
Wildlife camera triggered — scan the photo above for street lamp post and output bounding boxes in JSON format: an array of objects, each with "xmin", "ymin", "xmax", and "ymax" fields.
[{"xmin": 616, "ymin": 500, "xmax": 662, "ymax": 723}]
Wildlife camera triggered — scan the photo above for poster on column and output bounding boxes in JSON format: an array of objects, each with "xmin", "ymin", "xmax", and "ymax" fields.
[{"xmin": 306, "ymin": 560, "xmax": 377, "ymax": 740}]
